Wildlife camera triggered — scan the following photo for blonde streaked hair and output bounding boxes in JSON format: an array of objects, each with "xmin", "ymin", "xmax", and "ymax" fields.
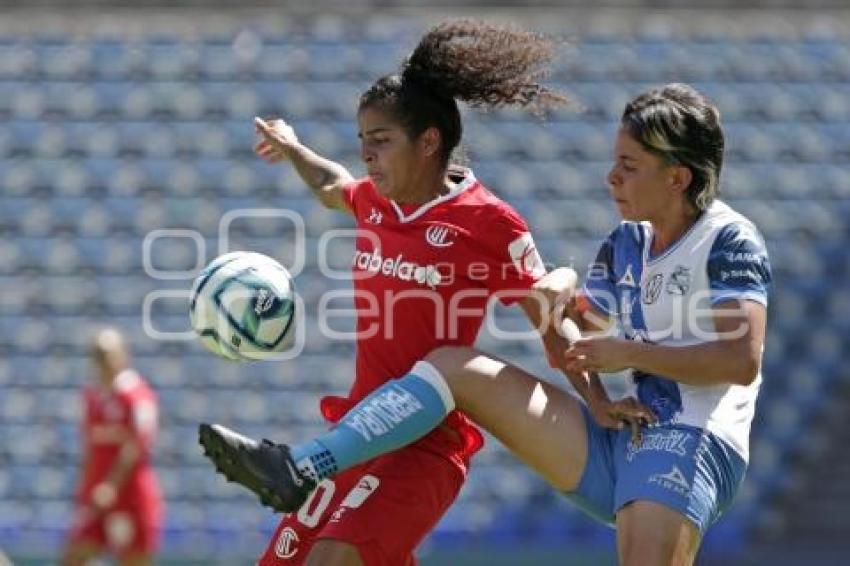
[{"xmin": 621, "ymin": 83, "xmax": 724, "ymax": 211}]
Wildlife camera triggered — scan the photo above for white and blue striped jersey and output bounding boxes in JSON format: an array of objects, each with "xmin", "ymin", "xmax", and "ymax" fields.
[{"xmin": 582, "ymin": 200, "xmax": 772, "ymax": 462}]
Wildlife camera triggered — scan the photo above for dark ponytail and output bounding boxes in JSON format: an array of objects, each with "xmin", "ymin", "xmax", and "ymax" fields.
[{"xmin": 359, "ymin": 20, "xmax": 568, "ymax": 164}]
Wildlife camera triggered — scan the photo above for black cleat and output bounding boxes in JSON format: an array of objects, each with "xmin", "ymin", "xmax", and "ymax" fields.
[{"xmin": 198, "ymin": 423, "xmax": 315, "ymax": 513}]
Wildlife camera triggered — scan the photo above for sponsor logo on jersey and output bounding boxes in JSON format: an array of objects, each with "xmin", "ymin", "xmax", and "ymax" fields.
[
  {"xmin": 720, "ymin": 268, "xmax": 762, "ymax": 283},
  {"xmin": 339, "ymin": 474, "xmax": 380, "ymax": 509},
  {"xmin": 425, "ymin": 224, "xmax": 457, "ymax": 248},
  {"xmin": 626, "ymin": 429, "xmax": 692, "ymax": 462},
  {"xmin": 618, "ymin": 264, "xmax": 637, "ymax": 287},
  {"xmin": 508, "ymin": 233, "xmax": 545, "ymax": 278},
  {"xmin": 724, "ymin": 252, "xmax": 760, "ymax": 262},
  {"xmin": 351, "ymin": 248, "xmax": 443, "ymax": 288},
  {"xmin": 648, "ymin": 466, "xmax": 691, "ymax": 496},
  {"xmin": 643, "ymin": 273, "xmax": 664, "ymax": 304},
  {"xmin": 274, "ymin": 527, "xmax": 300, "ymax": 559},
  {"xmin": 666, "ymin": 265, "xmax": 692, "ymax": 296},
  {"xmin": 344, "ymin": 385, "xmax": 425, "ymax": 442}
]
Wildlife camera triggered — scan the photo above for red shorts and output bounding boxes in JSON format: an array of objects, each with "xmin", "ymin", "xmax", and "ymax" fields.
[
  {"xmin": 67, "ymin": 501, "xmax": 161, "ymax": 557},
  {"xmin": 258, "ymin": 444, "xmax": 465, "ymax": 566}
]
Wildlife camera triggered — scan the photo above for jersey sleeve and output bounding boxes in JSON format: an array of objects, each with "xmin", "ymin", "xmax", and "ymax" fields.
[
  {"xmin": 341, "ymin": 177, "xmax": 371, "ymax": 216},
  {"xmin": 707, "ymin": 222, "xmax": 772, "ymax": 306},
  {"xmin": 480, "ymin": 206, "xmax": 546, "ymax": 305},
  {"xmin": 125, "ymin": 389, "xmax": 158, "ymax": 452},
  {"xmin": 580, "ymin": 227, "xmax": 619, "ymax": 316}
]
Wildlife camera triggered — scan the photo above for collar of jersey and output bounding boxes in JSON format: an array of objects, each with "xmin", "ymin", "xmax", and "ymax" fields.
[
  {"xmin": 642, "ymin": 202, "xmax": 717, "ymax": 265},
  {"xmin": 389, "ymin": 168, "xmax": 477, "ymax": 224}
]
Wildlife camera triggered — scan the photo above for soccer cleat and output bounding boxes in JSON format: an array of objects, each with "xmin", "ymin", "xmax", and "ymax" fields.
[{"xmin": 198, "ymin": 423, "xmax": 315, "ymax": 513}]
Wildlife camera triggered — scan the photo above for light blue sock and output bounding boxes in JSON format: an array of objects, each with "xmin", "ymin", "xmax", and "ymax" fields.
[{"xmin": 290, "ymin": 361, "xmax": 454, "ymax": 481}]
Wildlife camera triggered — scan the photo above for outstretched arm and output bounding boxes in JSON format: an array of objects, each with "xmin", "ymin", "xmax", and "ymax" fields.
[{"xmin": 254, "ymin": 117, "xmax": 355, "ymax": 213}]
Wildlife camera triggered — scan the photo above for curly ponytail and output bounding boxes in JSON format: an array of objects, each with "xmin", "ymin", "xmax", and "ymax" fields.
[{"xmin": 359, "ymin": 20, "xmax": 568, "ymax": 165}]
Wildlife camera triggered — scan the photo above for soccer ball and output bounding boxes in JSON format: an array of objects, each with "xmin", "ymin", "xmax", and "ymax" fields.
[{"xmin": 189, "ymin": 251, "xmax": 296, "ymax": 361}]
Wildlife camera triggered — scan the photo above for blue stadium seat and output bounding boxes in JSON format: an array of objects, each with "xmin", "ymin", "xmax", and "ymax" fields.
[
  {"xmin": 0, "ymin": 43, "xmax": 35, "ymax": 79},
  {"xmin": 222, "ymin": 86, "xmax": 260, "ymax": 119},
  {"xmin": 89, "ymin": 81, "xmax": 135, "ymax": 116},
  {"xmin": 90, "ymin": 39, "xmax": 138, "ymax": 78},
  {"xmin": 335, "ymin": 42, "xmax": 380, "ymax": 80},
  {"xmin": 148, "ymin": 40, "xmax": 199, "ymax": 79},
  {"xmin": 199, "ymin": 43, "xmax": 243, "ymax": 80}
]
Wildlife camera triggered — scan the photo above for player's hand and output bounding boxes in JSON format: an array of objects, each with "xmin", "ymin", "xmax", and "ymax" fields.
[
  {"xmin": 564, "ymin": 336, "xmax": 634, "ymax": 374},
  {"xmin": 589, "ymin": 396, "xmax": 656, "ymax": 444},
  {"xmin": 254, "ymin": 116, "xmax": 299, "ymax": 163},
  {"xmin": 533, "ymin": 267, "xmax": 578, "ymax": 325},
  {"xmin": 90, "ymin": 481, "xmax": 117, "ymax": 511}
]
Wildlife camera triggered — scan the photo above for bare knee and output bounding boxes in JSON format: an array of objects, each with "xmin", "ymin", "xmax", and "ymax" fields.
[
  {"xmin": 617, "ymin": 501, "xmax": 701, "ymax": 566},
  {"xmin": 620, "ymin": 527, "xmax": 679, "ymax": 566},
  {"xmin": 423, "ymin": 346, "xmax": 472, "ymax": 375},
  {"xmin": 422, "ymin": 346, "xmax": 482, "ymax": 402},
  {"xmin": 305, "ymin": 539, "xmax": 364, "ymax": 566}
]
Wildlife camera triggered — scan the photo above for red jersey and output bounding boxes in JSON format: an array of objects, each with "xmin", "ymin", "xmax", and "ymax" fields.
[
  {"xmin": 78, "ymin": 369, "xmax": 160, "ymax": 507},
  {"xmin": 325, "ymin": 168, "xmax": 545, "ymax": 467}
]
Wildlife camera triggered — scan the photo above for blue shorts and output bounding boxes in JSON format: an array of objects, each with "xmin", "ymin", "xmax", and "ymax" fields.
[{"xmin": 563, "ymin": 405, "xmax": 747, "ymax": 534}]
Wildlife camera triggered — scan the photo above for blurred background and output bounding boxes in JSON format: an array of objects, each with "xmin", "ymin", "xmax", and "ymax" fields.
[{"xmin": 0, "ymin": 0, "xmax": 848, "ymax": 564}]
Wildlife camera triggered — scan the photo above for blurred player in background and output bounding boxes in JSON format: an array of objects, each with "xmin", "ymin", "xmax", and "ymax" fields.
[
  {"xmin": 62, "ymin": 328, "xmax": 162, "ymax": 566},
  {"xmin": 206, "ymin": 83, "xmax": 770, "ymax": 565},
  {"xmin": 200, "ymin": 19, "xmax": 649, "ymax": 566}
]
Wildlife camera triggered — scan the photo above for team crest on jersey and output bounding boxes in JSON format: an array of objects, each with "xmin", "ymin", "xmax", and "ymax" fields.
[
  {"xmin": 643, "ymin": 273, "xmax": 664, "ymax": 304},
  {"xmin": 274, "ymin": 527, "xmax": 299, "ymax": 559},
  {"xmin": 425, "ymin": 224, "xmax": 457, "ymax": 248},
  {"xmin": 666, "ymin": 265, "xmax": 692, "ymax": 296}
]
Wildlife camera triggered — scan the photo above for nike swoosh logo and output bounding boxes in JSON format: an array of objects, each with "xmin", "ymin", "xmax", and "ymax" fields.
[{"xmin": 285, "ymin": 459, "xmax": 304, "ymax": 487}]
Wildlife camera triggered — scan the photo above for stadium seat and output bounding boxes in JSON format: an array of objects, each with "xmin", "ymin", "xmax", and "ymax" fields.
[{"xmin": 148, "ymin": 40, "xmax": 199, "ymax": 79}]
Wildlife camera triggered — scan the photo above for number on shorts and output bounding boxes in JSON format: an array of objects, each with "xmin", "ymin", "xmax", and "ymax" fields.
[{"xmin": 296, "ymin": 479, "xmax": 336, "ymax": 528}]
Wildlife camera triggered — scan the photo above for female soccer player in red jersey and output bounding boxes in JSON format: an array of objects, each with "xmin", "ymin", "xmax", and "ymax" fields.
[
  {"xmin": 200, "ymin": 20, "xmax": 648, "ymax": 566},
  {"xmin": 63, "ymin": 328, "xmax": 162, "ymax": 566}
]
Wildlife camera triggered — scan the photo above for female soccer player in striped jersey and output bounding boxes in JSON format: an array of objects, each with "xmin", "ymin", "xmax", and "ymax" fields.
[
  {"xmin": 205, "ymin": 83, "xmax": 770, "ymax": 565},
  {"xmin": 199, "ymin": 20, "xmax": 648, "ymax": 566}
]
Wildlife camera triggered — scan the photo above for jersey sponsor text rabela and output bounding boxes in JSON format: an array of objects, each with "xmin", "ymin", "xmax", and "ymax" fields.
[
  {"xmin": 352, "ymin": 248, "xmax": 443, "ymax": 288},
  {"xmin": 351, "ymin": 233, "xmax": 544, "ymax": 290}
]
